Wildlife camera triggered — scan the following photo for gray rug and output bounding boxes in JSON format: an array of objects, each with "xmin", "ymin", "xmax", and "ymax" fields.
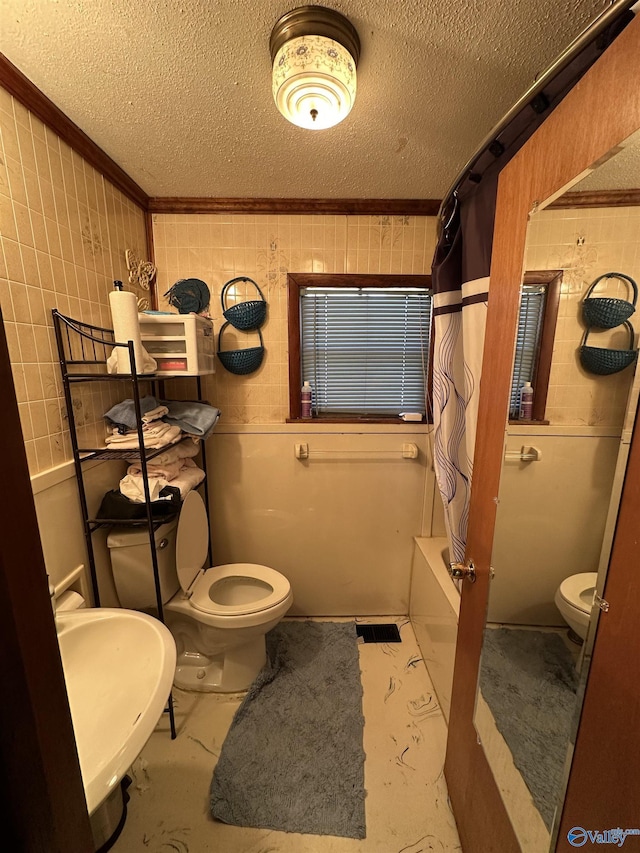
[
  {"xmin": 210, "ymin": 621, "xmax": 366, "ymax": 839},
  {"xmin": 479, "ymin": 628, "xmax": 579, "ymax": 830}
]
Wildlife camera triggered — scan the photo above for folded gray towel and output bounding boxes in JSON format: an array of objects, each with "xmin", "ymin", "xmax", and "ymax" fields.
[
  {"xmin": 104, "ymin": 396, "xmax": 221, "ymax": 440},
  {"xmin": 160, "ymin": 400, "xmax": 221, "ymax": 440},
  {"xmin": 104, "ymin": 396, "xmax": 159, "ymax": 432}
]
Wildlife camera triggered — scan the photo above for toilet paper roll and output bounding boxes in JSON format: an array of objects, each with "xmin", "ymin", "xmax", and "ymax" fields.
[
  {"xmin": 109, "ymin": 288, "xmax": 147, "ymax": 374},
  {"xmin": 56, "ymin": 590, "xmax": 86, "ymax": 611}
]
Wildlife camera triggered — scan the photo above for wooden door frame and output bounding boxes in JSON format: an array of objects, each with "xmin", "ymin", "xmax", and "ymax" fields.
[
  {"xmin": 0, "ymin": 311, "xmax": 93, "ymax": 850},
  {"xmin": 445, "ymin": 15, "xmax": 640, "ymax": 852}
]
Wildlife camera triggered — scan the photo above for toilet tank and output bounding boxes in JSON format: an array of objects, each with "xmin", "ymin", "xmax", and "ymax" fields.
[{"xmin": 107, "ymin": 520, "xmax": 180, "ymax": 609}]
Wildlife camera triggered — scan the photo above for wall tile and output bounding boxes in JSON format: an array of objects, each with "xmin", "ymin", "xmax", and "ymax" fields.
[
  {"xmin": 526, "ymin": 206, "xmax": 640, "ymax": 429},
  {"xmin": 1, "ymin": 92, "xmax": 148, "ymax": 476},
  {"xmin": 153, "ymin": 211, "xmax": 437, "ymax": 424}
]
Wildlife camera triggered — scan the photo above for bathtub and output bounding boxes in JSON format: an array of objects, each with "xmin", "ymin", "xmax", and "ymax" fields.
[{"xmin": 409, "ymin": 537, "xmax": 460, "ymax": 725}]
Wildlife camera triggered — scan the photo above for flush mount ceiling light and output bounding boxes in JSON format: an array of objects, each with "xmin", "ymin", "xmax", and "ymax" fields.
[{"xmin": 270, "ymin": 5, "xmax": 360, "ymax": 130}]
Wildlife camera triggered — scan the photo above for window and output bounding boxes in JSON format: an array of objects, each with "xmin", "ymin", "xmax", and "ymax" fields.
[
  {"xmin": 509, "ymin": 270, "xmax": 562, "ymax": 421},
  {"xmin": 288, "ymin": 274, "xmax": 432, "ymax": 420}
]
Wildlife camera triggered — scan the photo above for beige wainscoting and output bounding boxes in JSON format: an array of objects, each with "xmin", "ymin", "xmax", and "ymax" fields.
[
  {"xmin": 31, "ymin": 459, "xmax": 124, "ymax": 607},
  {"xmin": 488, "ymin": 425, "xmax": 621, "ymax": 625},
  {"xmin": 207, "ymin": 424, "xmax": 435, "ymax": 616}
]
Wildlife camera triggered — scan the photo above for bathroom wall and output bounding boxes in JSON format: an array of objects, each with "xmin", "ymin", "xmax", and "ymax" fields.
[
  {"xmin": 32, "ymin": 460, "xmax": 124, "ymax": 605},
  {"xmin": 153, "ymin": 212, "xmax": 437, "ymax": 423},
  {"xmin": 209, "ymin": 425, "xmax": 434, "ymax": 616},
  {"xmin": 525, "ymin": 205, "xmax": 640, "ymax": 429},
  {"xmin": 485, "ymin": 205, "xmax": 640, "ymax": 624},
  {"xmin": 153, "ymin": 213, "xmax": 439, "ymax": 613},
  {"xmin": 1, "ymin": 86, "xmax": 148, "ymax": 603},
  {"xmin": 488, "ymin": 426, "xmax": 620, "ymax": 625},
  {"xmin": 0, "ymin": 87, "xmax": 148, "ymax": 475}
]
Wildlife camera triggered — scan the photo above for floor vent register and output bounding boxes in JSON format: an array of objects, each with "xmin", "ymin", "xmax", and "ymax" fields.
[{"xmin": 355, "ymin": 624, "xmax": 402, "ymax": 643}]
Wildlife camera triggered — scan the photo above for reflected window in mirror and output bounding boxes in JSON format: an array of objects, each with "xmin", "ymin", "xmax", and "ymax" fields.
[{"xmin": 509, "ymin": 270, "xmax": 562, "ymax": 422}]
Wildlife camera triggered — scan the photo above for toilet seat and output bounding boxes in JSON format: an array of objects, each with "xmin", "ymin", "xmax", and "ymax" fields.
[
  {"xmin": 190, "ymin": 563, "xmax": 291, "ymax": 616},
  {"xmin": 557, "ymin": 572, "xmax": 597, "ymax": 614},
  {"xmin": 175, "ymin": 491, "xmax": 291, "ymax": 617},
  {"xmin": 176, "ymin": 491, "xmax": 210, "ymax": 593}
]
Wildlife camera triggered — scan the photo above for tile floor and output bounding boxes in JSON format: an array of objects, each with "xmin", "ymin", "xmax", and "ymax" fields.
[{"xmin": 113, "ymin": 617, "xmax": 462, "ymax": 853}]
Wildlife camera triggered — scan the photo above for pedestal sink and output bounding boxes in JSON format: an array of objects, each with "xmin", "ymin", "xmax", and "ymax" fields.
[{"xmin": 56, "ymin": 608, "xmax": 176, "ymax": 847}]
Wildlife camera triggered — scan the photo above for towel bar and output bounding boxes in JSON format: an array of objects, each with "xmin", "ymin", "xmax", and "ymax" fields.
[
  {"xmin": 294, "ymin": 442, "xmax": 419, "ymax": 460},
  {"xmin": 504, "ymin": 445, "xmax": 542, "ymax": 463}
]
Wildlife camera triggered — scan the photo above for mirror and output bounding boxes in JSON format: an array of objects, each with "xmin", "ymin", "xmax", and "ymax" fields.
[{"xmin": 473, "ymin": 128, "xmax": 640, "ymax": 850}]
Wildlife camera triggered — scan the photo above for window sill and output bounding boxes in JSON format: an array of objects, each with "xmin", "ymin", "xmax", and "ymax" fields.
[{"xmin": 287, "ymin": 416, "xmax": 430, "ymax": 425}]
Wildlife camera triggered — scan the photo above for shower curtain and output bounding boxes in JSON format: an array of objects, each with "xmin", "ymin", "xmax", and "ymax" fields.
[
  {"xmin": 431, "ymin": 183, "xmax": 494, "ymax": 564},
  {"xmin": 429, "ymin": 11, "xmax": 632, "ymax": 563}
]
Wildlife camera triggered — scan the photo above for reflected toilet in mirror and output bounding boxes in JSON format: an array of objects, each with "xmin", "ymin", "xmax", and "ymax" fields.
[
  {"xmin": 473, "ymin": 128, "xmax": 640, "ymax": 850},
  {"xmin": 554, "ymin": 572, "xmax": 598, "ymax": 641}
]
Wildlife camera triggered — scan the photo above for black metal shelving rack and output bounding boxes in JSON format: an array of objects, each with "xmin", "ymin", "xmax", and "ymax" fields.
[{"xmin": 52, "ymin": 309, "xmax": 213, "ymax": 740}]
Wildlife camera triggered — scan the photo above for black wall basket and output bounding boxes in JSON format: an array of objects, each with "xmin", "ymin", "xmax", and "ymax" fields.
[
  {"xmin": 217, "ymin": 322, "xmax": 265, "ymax": 375},
  {"xmin": 164, "ymin": 278, "xmax": 210, "ymax": 314},
  {"xmin": 579, "ymin": 321, "xmax": 638, "ymax": 375},
  {"xmin": 581, "ymin": 272, "xmax": 637, "ymax": 329},
  {"xmin": 221, "ymin": 277, "xmax": 267, "ymax": 331}
]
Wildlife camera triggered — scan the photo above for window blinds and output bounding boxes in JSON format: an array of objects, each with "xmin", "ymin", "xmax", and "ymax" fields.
[
  {"xmin": 300, "ymin": 287, "xmax": 432, "ymax": 414},
  {"xmin": 510, "ymin": 283, "xmax": 547, "ymax": 417}
]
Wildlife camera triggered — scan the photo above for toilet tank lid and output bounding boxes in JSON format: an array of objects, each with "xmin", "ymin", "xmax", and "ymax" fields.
[{"xmin": 107, "ymin": 518, "xmax": 177, "ymax": 549}]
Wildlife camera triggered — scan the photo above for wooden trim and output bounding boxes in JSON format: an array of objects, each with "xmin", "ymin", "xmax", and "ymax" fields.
[
  {"xmin": 288, "ymin": 276, "xmax": 303, "ymax": 419},
  {"xmin": 148, "ymin": 197, "xmax": 441, "ymax": 216},
  {"xmin": 548, "ymin": 188, "xmax": 640, "ymax": 209},
  {"xmin": 522, "ymin": 269, "xmax": 564, "ymax": 285},
  {"xmin": 0, "ymin": 310, "xmax": 93, "ymax": 851},
  {"xmin": 288, "ymin": 273, "xmax": 431, "ymax": 289},
  {"xmin": 522, "ymin": 269, "xmax": 562, "ymax": 421},
  {"xmin": 287, "ymin": 273, "xmax": 432, "ymax": 420},
  {"xmin": 0, "ymin": 53, "xmax": 149, "ymax": 210},
  {"xmin": 444, "ymin": 15, "xmax": 640, "ymax": 852}
]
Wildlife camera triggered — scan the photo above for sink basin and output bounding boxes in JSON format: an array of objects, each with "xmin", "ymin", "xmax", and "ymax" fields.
[{"xmin": 56, "ymin": 608, "xmax": 176, "ymax": 815}]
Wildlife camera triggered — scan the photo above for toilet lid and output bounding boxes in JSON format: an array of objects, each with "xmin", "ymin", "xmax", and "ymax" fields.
[
  {"xmin": 190, "ymin": 563, "xmax": 291, "ymax": 616},
  {"xmin": 558, "ymin": 572, "xmax": 598, "ymax": 613},
  {"xmin": 176, "ymin": 491, "xmax": 210, "ymax": 592}
]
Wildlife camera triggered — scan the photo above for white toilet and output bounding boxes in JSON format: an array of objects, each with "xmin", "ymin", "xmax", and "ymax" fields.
[
  {"xmin": 554, "ymin": 572, "xmax": 598, "ymax": 641},
  {"xmin": 107, "ymin": 491, "xmax": 293, "ymax": 692}
]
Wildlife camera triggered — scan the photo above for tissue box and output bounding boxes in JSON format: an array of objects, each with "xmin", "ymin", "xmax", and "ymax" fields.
[{"xmin": 138, "ymin": 313, "xmax": 215, "ymax": 376}]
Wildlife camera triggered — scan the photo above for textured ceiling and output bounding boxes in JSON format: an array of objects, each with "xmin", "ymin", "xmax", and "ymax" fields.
[
  {"xmin": 1, "ymin": 0, "xmax": 609, "ymax": 199},
  {"xmin": 574, "ymin": 128, "xmax": 640, "ymax": 191}
]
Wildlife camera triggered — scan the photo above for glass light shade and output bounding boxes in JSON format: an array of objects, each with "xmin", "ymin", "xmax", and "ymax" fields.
[{"xmin": 272, "ymin": 35, "xmax": 357, "ymax": 130}]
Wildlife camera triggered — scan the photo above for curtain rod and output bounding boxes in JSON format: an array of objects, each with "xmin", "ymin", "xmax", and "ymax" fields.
[{"xmin": 437, "ymin": 0, "xmax": 638, "ymax": 218}]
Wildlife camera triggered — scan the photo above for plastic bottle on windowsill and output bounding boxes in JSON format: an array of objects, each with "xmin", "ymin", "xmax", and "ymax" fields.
[
  {"xmin": 301, "ymin": 381, "xmax": 313, "ymax": 419},
  {"xmin": 519, "ymin": 381, "xmax": 534, "ymax": 420}
]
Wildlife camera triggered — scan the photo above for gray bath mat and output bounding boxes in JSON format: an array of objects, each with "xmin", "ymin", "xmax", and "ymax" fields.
[
  {"xmin": 210, "ymin": 621, "xmax": 366, "ymax": 839},
  {"xmin": 479, "ymin": 628, "xmax": 579, "ymax": 829}
]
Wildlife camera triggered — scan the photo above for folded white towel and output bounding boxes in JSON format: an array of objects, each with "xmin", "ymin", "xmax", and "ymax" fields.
[
  {"xmin": 168, "ymin": 459, "xmax": 206, "ymax": 497},
  {"xmin": 149, "ymin": 439, "xmax": 200, "ymax": 467},
  {"xmin": 119, "ymin": 459, "xmax": 205, "ymax": 502},
  {"xmin": 142, "ymin": 405, "xmax": 169, "ymax": 423},
  {"xmin": 104, "ymin": 424, "xmax": 182, "ymax": 449},
  {"xmin": 126, "ymin": 459, "xmax": 184, "ymax": 481},
  {"xmin": 119, "ymin": 474, "xmax": 168, "ymax": 502},
  {"xmin": 141, "ymin": 421, "xmax": 173, "ymax": 437}
]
